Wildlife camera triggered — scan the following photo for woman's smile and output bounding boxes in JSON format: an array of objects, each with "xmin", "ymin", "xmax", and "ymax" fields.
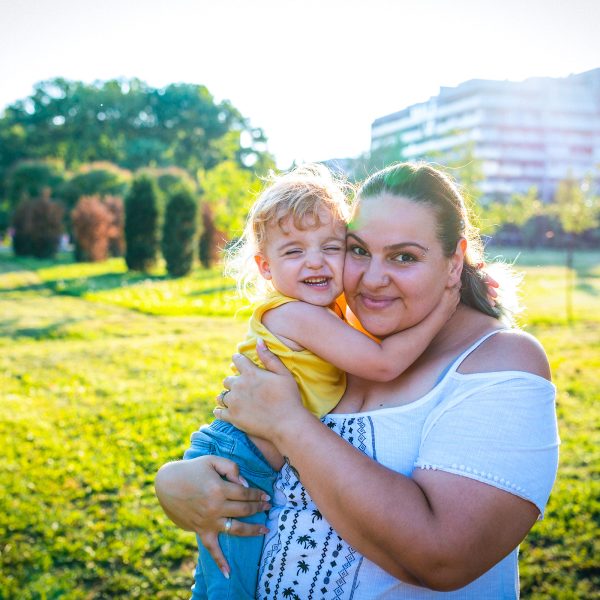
[{"xmin": 357, "ymin": 293, "xmax": 400, "ymax": 311}]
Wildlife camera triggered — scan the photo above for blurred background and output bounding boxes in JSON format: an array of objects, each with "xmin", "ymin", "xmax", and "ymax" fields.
[{"xmin": 1, "ymin": 0, "xmax": 598, "ymax": 598}]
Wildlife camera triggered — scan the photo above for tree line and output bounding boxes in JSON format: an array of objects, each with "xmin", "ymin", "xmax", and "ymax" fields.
[{"xmin": 0, "ymin": 78, "xmax": 274, "ymax": 275}]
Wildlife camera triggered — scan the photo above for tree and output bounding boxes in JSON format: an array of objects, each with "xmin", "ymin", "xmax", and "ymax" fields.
[
  {"xmin": 480, "ymin": 187, "xmax": 543, "ymax": 238},
  {"xmin": 124, "ymin": 176, "xmax": 160, "ymax": 271},
  {"xmin": 199, "ymin": 160, "xmax": 262, "ymax": 238},
  {"xmin": 551, "ymin": 174, "xmax": 600, "ymax": 323},
  {"xmin": 0, "ymin": 77, "xmax": 272, "ymax": 180},
  {"xmin": 161, "ymin": 187, "xmax": 198, "ymax": 277},
  {"xmin": 435, "ymin": 141, "xmax": 485, "ymax": 209},
  {"xmin": 333, "ymin": 135, "xmax": 407, "ymax": 183},
  {"xmin": 11, "ymin": 193, "xmax": 63, "ymax": 258}
]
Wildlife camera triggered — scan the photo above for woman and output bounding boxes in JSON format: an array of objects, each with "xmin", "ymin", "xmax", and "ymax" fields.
[{"xmin": 156, "ymin": 163, "xmax": 559, "ymax": 598}]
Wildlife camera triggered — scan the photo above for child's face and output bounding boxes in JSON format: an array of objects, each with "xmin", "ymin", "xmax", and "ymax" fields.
[{"xmin": 255, "ymin": 210, "xmax": 346, "ymax": 307}]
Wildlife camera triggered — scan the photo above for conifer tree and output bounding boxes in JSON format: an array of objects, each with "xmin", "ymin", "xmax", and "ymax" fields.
[
  {"xmin": 124, "ymin": 176, "xmax": 159, "ymax": 271},
  {"xmin": 162, "ymin": 187, "xmax": 198, "ymax": 277}
]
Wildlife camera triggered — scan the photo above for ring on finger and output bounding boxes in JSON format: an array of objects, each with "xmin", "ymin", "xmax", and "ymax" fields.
[
  {"xmin": 218, "ymin": 390, "xmax": 230, "ymax": 408},
  {"xmin": 224, "ymin": 517, "xmax": 232, "ymax": 534}
]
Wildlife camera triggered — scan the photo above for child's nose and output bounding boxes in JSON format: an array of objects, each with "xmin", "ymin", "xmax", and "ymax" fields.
[{"xmin": 305, "ymin": 250, "xmax": 324, "ymax": 268}]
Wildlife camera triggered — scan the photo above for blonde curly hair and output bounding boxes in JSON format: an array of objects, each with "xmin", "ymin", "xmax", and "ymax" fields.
[{"xmin": 225, "ymin": 164, "xmax": 352, "ymax": 301}]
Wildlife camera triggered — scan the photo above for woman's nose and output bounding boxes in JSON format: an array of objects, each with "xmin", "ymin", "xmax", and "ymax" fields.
[{"xmin": 361, "ymin": 259, "xmax": 390, "ymax": 287}]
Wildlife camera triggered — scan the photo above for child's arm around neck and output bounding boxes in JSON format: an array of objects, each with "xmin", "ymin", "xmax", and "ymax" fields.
[{"xmin": 262, "ymin": 288, "xmax": 459, "ymax": 383}]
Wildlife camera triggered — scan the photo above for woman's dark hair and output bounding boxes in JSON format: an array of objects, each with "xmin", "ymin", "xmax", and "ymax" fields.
[{"xmin": 356, "ymin": 162, "xmax": 509, "ymax": 320}]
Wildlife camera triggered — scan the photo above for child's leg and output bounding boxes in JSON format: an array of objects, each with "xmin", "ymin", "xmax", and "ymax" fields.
[{"xmin": 183, "ymin": 420, "xmax": 277, "ymax": 600}]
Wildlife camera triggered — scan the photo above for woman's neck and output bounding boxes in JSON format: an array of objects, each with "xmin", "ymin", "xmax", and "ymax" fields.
[{"xmin": 428, "ymin": 303, "xmax": 502, "ymax": 359}]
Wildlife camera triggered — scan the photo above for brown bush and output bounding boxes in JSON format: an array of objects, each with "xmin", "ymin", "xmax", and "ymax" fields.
[
  {"xmin": 11, "ymin": 194, "xmax": 64, "ymax": 258},
  {"xmin": 71, "ymin": 196, "xmax": 113, "ymax": 262},
  {"xmin": 198, "ymin": 204, "xmax": 227, "ymax": 268},
  {"xmin": 103, "ymin": 195, "xmax": 125, "ymax": 257}
]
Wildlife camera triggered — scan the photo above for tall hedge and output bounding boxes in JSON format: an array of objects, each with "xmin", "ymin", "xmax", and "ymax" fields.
[
  {"xmin": 162, "ymin": 188, "xmax": 198, "ymax": 277},
  {"xmin": 124, "ymin": 176, "xmax": 159, "ymax": 271}
]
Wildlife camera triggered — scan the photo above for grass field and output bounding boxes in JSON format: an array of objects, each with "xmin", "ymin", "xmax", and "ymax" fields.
[{"xmin": 1, "ymin": 248, "xmax": 599, "ymax": 599}]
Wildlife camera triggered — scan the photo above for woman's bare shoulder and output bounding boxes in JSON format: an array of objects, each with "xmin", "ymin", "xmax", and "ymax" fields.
[{"xmin": 458, "ymin": 328, "xmax": 551, "ymax": 381}]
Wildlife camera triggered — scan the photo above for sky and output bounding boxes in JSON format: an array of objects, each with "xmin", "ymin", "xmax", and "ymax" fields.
[{"xmin": 1, "ymin": 0, "xmax": 599, "ymax": 168}]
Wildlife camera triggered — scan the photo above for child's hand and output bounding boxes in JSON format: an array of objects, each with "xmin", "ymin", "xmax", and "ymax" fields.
[
  {"xmin": 438, "ymin": 281, "xmax": 461, "ymax": 321},
  {"xmin": 481, "ymin": 267, "xmax": 500, "ymax": 307}
]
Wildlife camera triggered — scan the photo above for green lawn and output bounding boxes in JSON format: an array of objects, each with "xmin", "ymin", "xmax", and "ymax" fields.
[{"xmin": 1, "ymin": 249, "xmax": 599, "ymax": 599}]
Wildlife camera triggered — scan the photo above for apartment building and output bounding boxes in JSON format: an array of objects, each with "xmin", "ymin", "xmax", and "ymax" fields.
[{"xmin": 370, "ymin": 68, "xmax": 600, "ymax": 201}]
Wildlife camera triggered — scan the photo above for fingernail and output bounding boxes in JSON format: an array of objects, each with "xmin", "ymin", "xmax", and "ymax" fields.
[
  {"xmin": 222, "ymin": 568, "xmax": 230, "ymax": 580},
  {"xmin": 213, "ymin": 408, "xmax": 222, "ymax": 417},
  {"xmin": 260, "ymin": 527, "xmax": 269, "ymax": 534},
  {"xmin": 238, "ymin": 476, "xmax": 249, "ymax": 488},
  {"xmin": 256, "ymin": 338, "xmax": 266, "ymax": 350},
  {"xmin": 261, "ymin": 493, "xmax": 270, "ymax": 501}
]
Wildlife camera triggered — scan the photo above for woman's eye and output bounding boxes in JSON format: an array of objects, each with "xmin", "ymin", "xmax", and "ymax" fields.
[
  {"xmin": 348, "ymin": 245, "xmax": 368, "ymax": 257},
  {"xmin": 391, "ymin": 253, "xmax": 416, "ymax": 263}
]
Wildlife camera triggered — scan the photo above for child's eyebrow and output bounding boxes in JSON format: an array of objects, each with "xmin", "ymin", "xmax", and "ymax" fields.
[{"xmin": 346, "ymin": 233, "xmax": 429, "ymax": 253}]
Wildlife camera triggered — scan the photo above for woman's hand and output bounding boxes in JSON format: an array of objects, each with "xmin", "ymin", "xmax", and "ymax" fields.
[
  {"xmin": 154, "ymin": 455, "xmax": 270, "ymax": 577},
  {"xmin": 217, "ymin": 339, "xmax": 312, "ymax": 443}
]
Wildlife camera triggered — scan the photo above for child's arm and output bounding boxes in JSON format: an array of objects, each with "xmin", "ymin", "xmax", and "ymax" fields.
[{"xmin": 262, "ymin": 288, "xmax": 459, "ymax": 382}]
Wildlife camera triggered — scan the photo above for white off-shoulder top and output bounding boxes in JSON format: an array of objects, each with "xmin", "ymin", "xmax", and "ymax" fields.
[{"xmin": 257, "ymin": 331, "xmax": 559, "ymax": 599}]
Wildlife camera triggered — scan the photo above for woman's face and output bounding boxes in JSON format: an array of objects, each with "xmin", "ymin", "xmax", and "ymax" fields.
[{"xmin": 343, "ymin": 193, "xmax": 462, "ymax": 338}]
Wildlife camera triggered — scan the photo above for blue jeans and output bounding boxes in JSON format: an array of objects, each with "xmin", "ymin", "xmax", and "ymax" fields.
[{"xmin": 183, "ymin": 420, "xmax": 277, "ymax": 600}]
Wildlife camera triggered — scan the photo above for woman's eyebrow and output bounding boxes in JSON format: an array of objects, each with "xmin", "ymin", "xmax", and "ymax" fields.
[
  {"xmin": 346, "ymin": 232, "xmax": 365, "ymax": 244},
  {"xmin": 346, "ymin": 232, "xmax": 429, "ymax": 253},
  {"xmin": 385, "ymin": 242, "xmax": 429, "ymax": 253}
]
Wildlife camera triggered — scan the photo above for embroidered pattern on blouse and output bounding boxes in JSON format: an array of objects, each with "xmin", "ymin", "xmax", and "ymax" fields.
[{"xmin": 257, "ymin": 416, "xmax": 375, "ymax": 599}]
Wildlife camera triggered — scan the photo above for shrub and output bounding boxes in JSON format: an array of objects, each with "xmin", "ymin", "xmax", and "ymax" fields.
[
  {"xmin": 124, "ymin": 176, "xmax": 160, "ymax": 271},
  {"xmin": 103, "ymin": 195, "xmax": 125, "ymax": 257},
  {"xmin": 162, "ymin": 187, "xmax": 198, "ymax": 277},
  {"xmin": 6, "ymin": 159, "xmax": 67, "ymax": 212},
  {"xmin": 11, "ymin": 194, "xmax": 64, "ymax": 258},
  {"xmin": 71, "ymin": 196, "xmax": 113, "ymax": 262},
  {"xmin": 199, "ymin": 203, "xmax": 219, "ymax": 268},
  {"xmin": 60, "ymin": 162, "xmax": 131, "ymax": 215}
]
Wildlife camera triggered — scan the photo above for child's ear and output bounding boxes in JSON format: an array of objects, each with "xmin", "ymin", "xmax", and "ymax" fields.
[
  {"xmin": 255, "ymin": 254, "xmax": 272, "ymax": 280},
  {"xmin": 448, "ymin": 238, "xmax": 466, "ymax": 287}
]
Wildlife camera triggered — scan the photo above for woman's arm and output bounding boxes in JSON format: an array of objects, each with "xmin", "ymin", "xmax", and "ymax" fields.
[
  {"xmin": 263, "ymin": 286, "xmax": 458, "ymax": 382},
  {"xmin": 154, "ymin": 456, "xmax": 271, "ymax": 576},
  {"xmin": 218, "ymin": 341, "xmax": 547, "ymax": 590}
]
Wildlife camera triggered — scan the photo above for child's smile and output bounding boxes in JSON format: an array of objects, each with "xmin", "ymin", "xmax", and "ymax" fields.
[{"xmin": 255, "ymin": 210, "xmax": 346, "ymax": 307}]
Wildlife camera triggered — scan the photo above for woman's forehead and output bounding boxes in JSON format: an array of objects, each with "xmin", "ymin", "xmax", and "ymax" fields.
[{"xmin": 350, "ymin": 193, "xmax": 438, "ymax": 234}]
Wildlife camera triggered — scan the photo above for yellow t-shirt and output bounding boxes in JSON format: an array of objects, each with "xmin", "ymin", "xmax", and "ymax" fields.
[{"xmin": 237, "ymin": 292, "xmax": 347, "ymax": 418}]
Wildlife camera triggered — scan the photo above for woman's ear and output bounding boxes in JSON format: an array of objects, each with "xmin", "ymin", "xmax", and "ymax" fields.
[
  {"xmin": 447, "ymin": 238, "xmax": 467, "ymax": 287},
  {"xmin": 255, "ymin": 253, "xmax": 272, "ymax": 280}
]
